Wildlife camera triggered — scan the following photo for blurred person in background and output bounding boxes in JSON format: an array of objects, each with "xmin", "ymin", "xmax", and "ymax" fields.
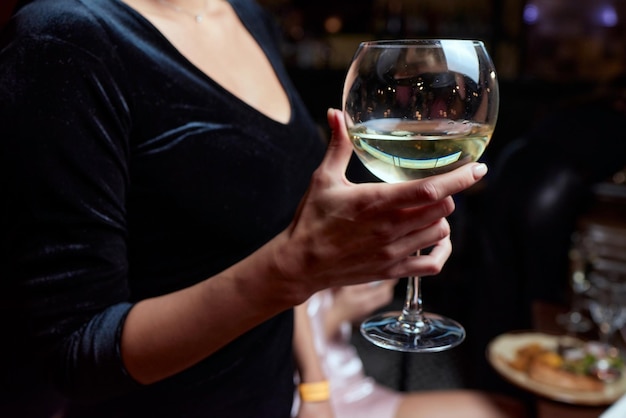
[{"xmin": 295, "ymin": 282, "xmax": 529, "ymax": 418}]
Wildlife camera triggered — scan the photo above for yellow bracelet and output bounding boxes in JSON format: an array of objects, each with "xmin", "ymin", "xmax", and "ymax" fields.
[{"xmin": 298, "ymin": 380, "xmax": 330, "ymax": 402}]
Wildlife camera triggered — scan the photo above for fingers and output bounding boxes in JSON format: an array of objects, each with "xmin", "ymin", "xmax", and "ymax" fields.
[
  {"xmin": 368, "ymin": 195, "xmax": 455, "ymax": 244},
  {"xmin": 366, "ymin": 162, "xmax": 488, "ymax": 211},
  {"xmin": 317, "ymin": 108, "xmax": 353, "ymax": 181},
  {"xmin": 348, "ymin": 279, "xmax": 396, "ymax": 294},
  {"xmin": 365, "ymin": 223, "xmax": 452, "ymax": 280},
  {"xmin": 365, "ymin": 284, "xmax": 395, "ymax": 310},
  {"xmin": 392, "ymin": 235, "xmax": 453, "ymax": 278},
  {"xmin": 338, "ymin": 281, "xmax": 396, "ymax": 316},
  {"xmin": 414, "ymin": 235, "xmax": 454, "ymax": 277},
  {"xmin": 380, "ymin": 216, "xmax": 451, "ymax": 262}
]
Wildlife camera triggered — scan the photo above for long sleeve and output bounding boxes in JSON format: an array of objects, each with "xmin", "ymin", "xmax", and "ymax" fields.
[{"xmin": 0, "ymin": 12, "xmax": 139, "ymax": 398}]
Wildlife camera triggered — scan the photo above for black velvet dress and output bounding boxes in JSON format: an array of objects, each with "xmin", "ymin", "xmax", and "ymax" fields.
[{"xmin": 0, "ymin": 0, "xmax": 326, "ymax": 416}]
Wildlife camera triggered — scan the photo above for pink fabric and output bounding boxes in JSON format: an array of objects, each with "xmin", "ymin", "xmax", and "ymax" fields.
[{"xmin": 304, "ymin": 290, "xmax": 402, "ymax": 418}]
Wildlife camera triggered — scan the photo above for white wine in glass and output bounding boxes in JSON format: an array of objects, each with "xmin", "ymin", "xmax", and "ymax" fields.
[{"xmin": 343, "ymin": 39, "xmax": 499, "ymax": 352}]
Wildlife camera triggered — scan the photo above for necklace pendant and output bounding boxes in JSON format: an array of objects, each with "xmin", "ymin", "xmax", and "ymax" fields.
[{"xmin": 195, "ymin": 14, "xmax": 203, "ymax": 22}]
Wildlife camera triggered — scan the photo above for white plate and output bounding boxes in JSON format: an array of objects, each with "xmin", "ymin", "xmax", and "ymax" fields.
[{"xmin": 486, "ymin": 331, "xmax": 626, "ymax": 406}]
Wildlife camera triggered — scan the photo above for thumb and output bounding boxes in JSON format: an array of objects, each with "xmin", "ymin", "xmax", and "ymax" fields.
[{"xmin": 319, "ymin": 108, "xmax": 354, "ymax": 178}]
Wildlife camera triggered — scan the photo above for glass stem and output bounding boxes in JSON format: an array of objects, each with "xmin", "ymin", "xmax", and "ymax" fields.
[
  {"xmin": 399, "ymin": 250, "xmax": 425, "ymax": 326},
  {"xmin": 599, "ymin": 324, "xmax": 612, "ymax": 346}
]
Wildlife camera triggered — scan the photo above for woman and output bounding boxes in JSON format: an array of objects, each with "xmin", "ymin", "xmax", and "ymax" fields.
[{"xmin": 0, "ymin": 0, "xmax": 487, "ymax": 416}]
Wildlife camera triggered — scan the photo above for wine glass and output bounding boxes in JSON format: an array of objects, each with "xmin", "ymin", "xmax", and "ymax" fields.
[
  {"xmin": 587, "ymin": 260, "xmax": 626, "ymax": 348},
  {"xmin": 342, "ymin": 39, "xmax": 499, "ymax": 352},
  {"xmin": 556, "ymin": 232, "xmax": 593, "ymax": 333}
]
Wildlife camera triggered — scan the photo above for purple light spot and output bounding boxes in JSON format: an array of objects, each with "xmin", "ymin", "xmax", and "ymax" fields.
[
  {"xmin": 523, "ymin": 4, "xmax": 539, "ymax": 24},
  {"xmin": 598, "ymin": 5, "xmax": 618, "ymax": 27}
]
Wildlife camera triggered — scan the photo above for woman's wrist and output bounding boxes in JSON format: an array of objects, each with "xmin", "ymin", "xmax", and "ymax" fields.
[{"xmin": 298, "ymin": 380, "xmax": 330, "ymax": 402}]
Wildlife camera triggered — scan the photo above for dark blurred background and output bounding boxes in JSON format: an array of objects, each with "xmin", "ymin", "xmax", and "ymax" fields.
[{"xmin": 256, "ymin": 0, "xmax": 626, "ymax": 156}]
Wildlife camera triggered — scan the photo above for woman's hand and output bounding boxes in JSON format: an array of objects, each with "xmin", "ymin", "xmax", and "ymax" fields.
[
  {"xmin": 331, "ymin": 280, "xmax": 398, "ymax": 325},
  {"xmin": 269, "ymin": 108, "xmax": 488, "ymax": 303}
]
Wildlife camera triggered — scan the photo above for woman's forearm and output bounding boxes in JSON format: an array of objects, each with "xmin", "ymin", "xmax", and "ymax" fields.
[
  {"xmin": 293, "ymin": 301, "xmax": 327, "ymax": 383},
  {"xmin": 120, "ymin": 235, "xmax": 302, "ymax": 384}
]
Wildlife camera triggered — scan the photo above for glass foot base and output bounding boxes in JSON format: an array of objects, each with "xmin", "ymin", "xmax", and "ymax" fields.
[{"xmin": 360, "ymin": 311, "xmax": 465, "ymax": 353}]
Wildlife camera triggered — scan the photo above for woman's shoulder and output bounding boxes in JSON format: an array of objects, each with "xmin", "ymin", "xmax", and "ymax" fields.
[
  {"xmin": 1, "ymin": 0, "xmax": 157, "ymax": 79},
  {"xmin": 5, "ymin": 0, "xmax": 135, "ymax": 52},
  {"xmin": 11, "ymin": 0, "xmax": 98, "ymax": 34}
]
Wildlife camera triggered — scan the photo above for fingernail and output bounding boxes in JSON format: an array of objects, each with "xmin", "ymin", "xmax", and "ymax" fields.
[{"xmin": 473, "ymin": 163, "xmax": 488, "ymax": 178}]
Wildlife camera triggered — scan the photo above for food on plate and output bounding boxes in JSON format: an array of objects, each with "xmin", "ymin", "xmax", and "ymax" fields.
[{"xmin": 507, "ymin": 339, "xmax": 624, "ymax": 392}]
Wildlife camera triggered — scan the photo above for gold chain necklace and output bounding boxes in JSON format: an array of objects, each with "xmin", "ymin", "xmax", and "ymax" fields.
[{"xmin": 157, "ymin": 0, "xmax": 210, "ymax": 23}]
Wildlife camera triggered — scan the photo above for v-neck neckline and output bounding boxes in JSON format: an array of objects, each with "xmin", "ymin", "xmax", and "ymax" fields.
[{"xmin": 114, "ymin": 0, "xmax": 294, "ymax": 126}]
